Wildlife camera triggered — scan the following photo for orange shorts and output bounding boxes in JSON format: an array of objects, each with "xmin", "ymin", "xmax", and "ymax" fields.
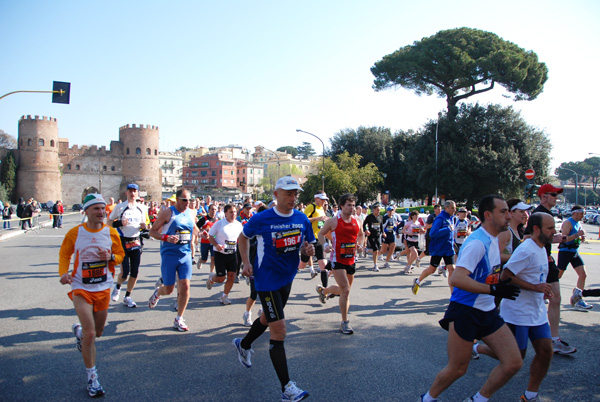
[{"xmin": 68, "ymin": 288, "xmax": 111, "ymax": 312}]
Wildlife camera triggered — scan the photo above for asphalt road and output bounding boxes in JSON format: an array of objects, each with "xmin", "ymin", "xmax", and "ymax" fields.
[{"xmin": 1, "ymin": 215, "xmax": 599, "ymax": 402}]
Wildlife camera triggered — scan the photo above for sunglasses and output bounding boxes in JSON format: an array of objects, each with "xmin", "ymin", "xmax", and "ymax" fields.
[
  {"xmin": 179, "ymin": 198, "xmax": 190, "ymax": 202},
  {"xmin": 546, "ymin": 192, "xmax": 558, "ymax": 197}
]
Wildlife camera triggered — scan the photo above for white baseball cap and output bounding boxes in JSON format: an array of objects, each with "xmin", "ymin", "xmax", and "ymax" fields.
[
  {"xmin": 275, "ymin": 176, "xmax": 303, "ymax": 191},
  {"xmin": 314, "ymin": 192, "xmax": 329, "ymax": 200},
  {"xmin": 511, "ymin": 202, "xmax": 531, "ymax": 211}
]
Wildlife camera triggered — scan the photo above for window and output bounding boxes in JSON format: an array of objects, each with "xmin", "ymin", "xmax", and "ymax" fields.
[
  {"xmin": 154, "ymin": 149, "xmax": 157, "ymax": 155},
  {"xmin": 212, "ymin": 170, "xmax": 216, "ymax": 176},
  {"xmin": 28, "ymin": 139, "xmax": 32, "ymax": 146},
  {"xmin": 111, "ymin": 166, "xmax": 116, "ymax": 171},
  {"xmin": 136, "ymin": 147, "xmax": 141, "ymax": 155},
  {"xmin": 103, "ymin": 166, "xmax": 107, "ymax": 171},
  {"xmin": 38, "ymin": 139, "xmax": 44, "ymax": 146},
  {"xmin": 126, "ymin": 148, "xmax": 130, "ymax": 155},
  {"xmin": 216, "ymin": 161, "xmax": 219, "ymax": 166},
  {"xmin": 76, "ymin": 165, "xmax": 80, "ymax": 170},
  {"xmin": 50, "ymin": 140, "xmax": 55, "ymax": 147},
  {"xmin": 201, "ymin": 171, "xmax": 207, "ymax": 177},
  {"xmin": 146, "ymin": 148, "xmax": 151, "ymax": 155},
  {"xmin": 67, "ymin": 164, "xmax": 71, "ymax": 170},
  {"xmin": 231, "ymin": 170, "xmax": 234, "ymax": 175}
]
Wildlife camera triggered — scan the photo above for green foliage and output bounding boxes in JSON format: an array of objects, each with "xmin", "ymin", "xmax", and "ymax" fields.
[
  {"xmin": 276, "ymin": 146, "xmax": 298, "ymax": 158},
  {"xmin": 0, "ymin": 150, "xmax": 17, "ymax": 202},
  {"xmin": 296, "ymin": 142, "xmax": 316, "ymax": 159},
  {"xmin": 300, "ymin": 152, "xmax": 381, "ymax": 206},
  {"xmin": 371, "ymin": 27, "xmax": 548, "ymax": 119},
  {"xmin": 176, "ymin": 146, "xmax": 192, "ymax": 152},
  {"xmin": 0, "ymin": 183, "xmax": 8, "ymax": 203},
  {"xmin": 555, "ymin": 157, "xmax": 600, "ymax": 192},
  {"xmin": 260, "ymin": 164, "xmax": 303, "ymax": 194}
]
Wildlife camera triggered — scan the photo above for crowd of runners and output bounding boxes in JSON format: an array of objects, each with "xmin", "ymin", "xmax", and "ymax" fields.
[{"xmin": 57, "ymin": 177, "xmax": 595, "ymax": 401}]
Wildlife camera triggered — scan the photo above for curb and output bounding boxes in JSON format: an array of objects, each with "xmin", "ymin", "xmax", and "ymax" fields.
[{"xmin": 0, "ymin": 220, "xmax": 54, "ymax": 242}]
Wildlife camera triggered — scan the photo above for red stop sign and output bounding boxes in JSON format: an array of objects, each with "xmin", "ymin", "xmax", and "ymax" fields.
[{"xmin": 525, "ymin": 169, "xmax": 535, "ymax": 180}]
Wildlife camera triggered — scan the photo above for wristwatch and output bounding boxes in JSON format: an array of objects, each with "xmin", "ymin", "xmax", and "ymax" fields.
[{"xmin": 110, "ymin": 253, "xmax": 115, "ymax": 262}]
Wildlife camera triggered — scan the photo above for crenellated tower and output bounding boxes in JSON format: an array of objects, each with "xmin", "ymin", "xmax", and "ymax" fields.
[
  {"xmin": 118, "ymin": 124, "xmax": 161, "ymax": 201},
  {"xmin": 16, "ymin": 115, "xmax": 62, "ymax": 202}
]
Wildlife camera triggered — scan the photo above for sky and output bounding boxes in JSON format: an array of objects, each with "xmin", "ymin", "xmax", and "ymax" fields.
[{"xmin": 1, "ymin": 0, "xmax": 599, "ymax": 173}]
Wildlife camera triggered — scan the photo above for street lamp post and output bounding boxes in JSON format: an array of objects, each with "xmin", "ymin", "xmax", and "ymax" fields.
[
  {"xmin": 557, "ymin": 166, "xmax": 579, "ymax": 205},
  {"xmin": 296, "ymin": 129, "xmax": 325, "ymax": 192},
  {"xmin": 434, "ymin": 112, "xmax": 441, "ymax": 205}
]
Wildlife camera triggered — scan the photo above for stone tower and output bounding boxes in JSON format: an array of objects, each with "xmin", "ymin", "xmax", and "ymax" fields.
[
  {"xmin": 118, "ymin": 124, "xmax": 161, "ymax": 201},
  {"xmin": 16, "ymin": 115, "xmax": 62, "ymax": 203}
]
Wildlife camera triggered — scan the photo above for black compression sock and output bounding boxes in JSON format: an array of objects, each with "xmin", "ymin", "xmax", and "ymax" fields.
[
  {"xmin": 241, "ymin": 318, "xmax": 268, "ymax": 350},
  {"xmin": 269, "ymin": 339, "xmax": 290, "ymax": 390},
  {"xmin": 321, "ymin": 271, "xmax": 328, "ymax": 288}
]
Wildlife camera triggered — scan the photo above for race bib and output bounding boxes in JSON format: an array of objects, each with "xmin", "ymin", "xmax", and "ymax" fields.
[
  {"xmin": 273, "ymin": 229, "xmax": 301, "ymax": 255},
  {"xmin": 125, "ymin": 239, "xmax": 141, "ymax": 251},
  {"xmin": 176, "ymin": 230, "xmax": 191, "ymax": 245},
  {"xmin": 82, "ymin": 261, "xmax": 108, "ymax": 284},
  {"xmin": 340, "ymin": 242, "xmax": 356, "ymax": 259},
  {"xmin": 412, "ymin": 227, "xmax": 420, "ymax": 234},
  {"xmin": 485, "ymin": 264, "xmax": 502, "ymax": 285},
  {"xmin": 457, "ymin": 229, "xmax": 468, "ymax": 239},
  {"xmin": 224, "ymin": 240, "xmax": 237, "ymax": 254}
]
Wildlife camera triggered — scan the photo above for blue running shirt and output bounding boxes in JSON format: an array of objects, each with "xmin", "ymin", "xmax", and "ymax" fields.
[
  {"xmin": 451, "ymin": 227, "xmax": 500, "ymax": 311},
  {"xmin": 161, "ymin": 206, "xmax": 195, "ymax": 256},
  {"xmin": 242, "ymin": 208, "xmax": 316, "ymax": 292}
]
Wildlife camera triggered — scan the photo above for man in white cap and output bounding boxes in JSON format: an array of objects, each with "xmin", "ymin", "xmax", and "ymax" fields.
[
  {"xmin": 109, "ymin": 183, "xmax": 150, "ymax": 308},
  {"xmin": 233, "ymin": 175, "xmax": 315, "ymax": 402},
  {"xmin": 298, "ymin": 190, "xmax": 330, "ymax": 284},
  {"xmin": 59, "ymin": 194, "xmax": 125, "ymax": 397}
]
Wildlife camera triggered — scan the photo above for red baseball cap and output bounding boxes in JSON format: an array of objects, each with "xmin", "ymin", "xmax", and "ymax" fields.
[{"xmin": 538, "ymin": 184, "xmax": 563, "ymax": 197}]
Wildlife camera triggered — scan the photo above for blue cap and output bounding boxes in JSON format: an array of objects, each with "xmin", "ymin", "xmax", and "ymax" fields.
[{"xmin": 127, "ymin": 183, "xmax": 139, "ymax": 190}]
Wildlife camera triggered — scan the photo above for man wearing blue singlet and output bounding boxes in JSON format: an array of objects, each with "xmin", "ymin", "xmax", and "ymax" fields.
[
  {"xmin": 233, "ymin": 176, "xmax": 315, "ymax": 402},
  {"xmin": 148, "ymin": 188, "xmax": 199, "ymax": 332}
]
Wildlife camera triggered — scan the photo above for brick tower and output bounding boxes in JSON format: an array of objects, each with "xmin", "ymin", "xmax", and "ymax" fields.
[{"xmin": 118, "ymin": 124, "xmax": 161, "ymax": 201}]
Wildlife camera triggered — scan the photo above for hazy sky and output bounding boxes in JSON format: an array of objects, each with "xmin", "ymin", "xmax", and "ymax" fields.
[{"xmin": 1, "ymin": 1, "xmax": 598, "ymax": 172}]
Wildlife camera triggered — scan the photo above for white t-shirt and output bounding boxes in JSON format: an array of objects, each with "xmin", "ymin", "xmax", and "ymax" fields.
[
  {"xmin": 209, "ymin": 219, "xmax": 243, "ymax": 255},
  {"xmin": 500, "ymin": 238, "xmax": 549, "ymax": 326}
]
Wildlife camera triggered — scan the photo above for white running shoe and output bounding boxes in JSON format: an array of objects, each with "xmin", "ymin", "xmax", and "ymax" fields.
[
  {"xmin": 87, "ymin": 374, "xmax": 105, "ymax": 397},
  {"xmin": 437, "ymin": 266, "xmax": 444, "ymax": 275},
  {"xmin": 243, "ymin": 311, "xmax": 252, "ymax": 326},
  {"xmin": 233, "ymin": 338, "xmax": 253, "ymax": 368},
  {"xmin": 415, "ymin": 259, "xmax": 421, "ymax": 268},
  {"xmin": 383, "ymin": 262, "xmax": 391, "ymax": 269},
  {"xmin": 197, "ymin": 259, "xmax": 202, "ymax": 270},
  {"xmin": 123, "ymin": 296, "xmax": 137, "ymax": 308},
  {"xmin": 72, "ymin": 323, "xmax": 82, "ymax": 352},
  {"xmin": 570, "ymin": 288, "xmax": 583, "ymax": 307},
  {"xmin": 442, "ymin": 266, "xmax": 448, "ymax": 277},
  {"xmin": 220, "ymin": 294, "xmax": 232, "ymax": 305},
  {"xmin": 282, "ymin": 381, "xmax": 309, "ymax": 402},
  {"xmin": 206, "ymin": 273, "xmax": 214, "ymax": 290},
  {"xmin": 173, "ymin": 317, "xmax": 189, "ymax": 332},
  {"xmin": 148, "ymin": 289, "xmax": 160, "ymax": 309},
  {"xmin": 372, "ymin": 265, "xmax": 380, "ymax": 272},
  {"xmin": 111, "ymin": 286, "xmax": 120, "ymax": 302},
  {"xmin": 154, "ymin": 277, "xmax": 163, "ymax": 289},
  {"xmin": 552, "ymin": 338, "xmax": 576, "ymax": 355}
]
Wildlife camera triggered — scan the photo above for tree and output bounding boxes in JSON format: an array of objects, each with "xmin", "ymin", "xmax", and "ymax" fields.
[
  {"xmin": 371, "ymin": 27, "xmax": 548, "ymax": 119},
  {"xmin": 300, "ymin": 152, "xmax": 382, "ymax": 206},
  {"xmin": 296, "ymin": 142, "xmax": 316, "ymax": 159},
  {"xmin": 408, "ymin": 103, "xmax": 552, "ymax": 208},
  {"xmin": 0, "ymin": 150, "xmax": 17, "ymax": 202},
  {"xmin": 276, "ymin": 146, "xmax": 298, "ymax": 158},
  {"xmin": 0, "ymin": 130, "xmax": 17, "ymax": 149},
  {"xmin": 176, "ymin": 146, "xmax": 191, "ymax": 152},
  {"xmin": 555, "ymin": 157, "xmax": 600, "ymax": 192},
  {"xmin": 260, "ymin": 163, "xmax": 302, "ymax": 194}
]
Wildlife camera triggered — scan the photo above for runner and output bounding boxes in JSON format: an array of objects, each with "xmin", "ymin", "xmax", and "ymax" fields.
[
  {"xmin": 557, "ymin": 205, "xmax": 591, "ymax": 310},
  {"xmin": 419, "ymin": 195, "xmax": 522, "ymax": 402},
  {"xmin": 148, "ymin": 188, "xmax": 199, "ymax": 332},
  {"xmin": 196, "ymin": 204, "xmax": 218, "ymax": 272},
  {"xmin": 316, "ymin": 193, "xmax": 364, "ymax": 334},
  {"xmin": 232, "ymin": 176, "xmax": 315, "ymax": 402},
  {"xmin": 298, "ymin": 191, "xmax": 330, "ymax": 282},
  {"xmin": 381, "ymin": 206, "xmax": 399, "ymax": 268},
  {"xmin": 363, "ymin": 202, "xmax": 383, "ymax": 271},
  {"xmin": 454, "ymin": 207, "xmax": 471, "ymax": 254},
  {"xmin": 206, "ymin": 204, "xmax": 243, "ymax": 305},
  {"xmin": 59, "ymin": 194, "xmax": 125, "ymax": 397},
  {"xmin": 402, "ymin": 211, "xmax": 425, "ymax": 274},
  {"xmin": 109, "ymin": 183, "xmax": 150, "ymax": 308}
]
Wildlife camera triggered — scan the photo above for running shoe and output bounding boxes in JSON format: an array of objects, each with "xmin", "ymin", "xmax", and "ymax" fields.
[
  {"xmin": 552, "ymin": 338, "xmax": 576, "ymax": 355},
  {"xmin": 316, "ymin": 285, "xmax": 326, "ymax": 304},
  {"xmin": 411, "ymin": 278, "xmax": 420, "ymax": 295},
  {"xmin": 258, "ymin": 308, "xmax": 263, "ymax": 318},
  {"xmin": 72, "ymin": 323, "xmax": 82, "ymax": 352},
  {"xmin": 206, "ymin": 273, "xmax": 214, "ymax": 290},
  {"xmin": 471, "ymin": 343, "xmax": 480, "ymax": 360},
  {"xmin": 173, "ymin": 317, "xmax": 189, "ymax": 332},
  {"xmin": 372, "ymin": 265, "xmax": 380, "ymax": 272},
  {"xmin": 282, "ymin": 381, "xmax": 309, "ymax": 402},
  {"xmin": 220, "ymin": 294, "xmax": 232, "ymax": 305},
  {"xmin": 520, "ymin": 394, "xmax": 537, "ymax": 401},
  {"xmin": 123, "ymin": 296, "xmax": 137, "ymax": 308},
  {"xmin": 437, "ymin": 266, "xmax": 444, "ymax": 275},
  {"xmin": 383, "ymin": 262, "xmax": 391, "ymax": 269},
  {"xmin": 575, "ymin": 299, "xmax": 593, "ymax": 310},
  {"xmin": 148, "ymin": 289, "xmax": 160, "ymax": 309},
  {"xmin": 154, "ymin": 277, "xmax": 163, "ymax": 289},
  {"xmin": 87, "ymin": 377, "xmax": 105, "ymax": 398},
  {"xmin": 570, "ymin": 288, "xmax": 583, "ymax": 307},
  {"xmin": 243, "ymin": 311, "xmax": 252, "ymax": 326},
  {"xmin": 245, "ymin": 275, "xmax": 250, "ymax": 286},
  {"xmin": 415, "ymin": 259, "xmax": 421, "ymax": 268},
  {"xmin": 232, "ymin": 338, "xmax": 253, "ymax": 368},
  {"xmin": 461, "ymin": 397, "xmax": 474, "ymax": 402},
  {"xmin": 403, "ymin": 265, "xmax": 411, "ymax": 274},
  {"xmin": 110, "ymin": 285, "xmax": 120, "ymax": 302},
  {"xmin": 442, "ymin": 267, "xmax": 448, "ymax": 278},
  {"xmin": 192, "ymin": 259, "xmax": 197, "ymax": 266},
  {"xmin": 197, "ymin": 260, "xmax": 202, "ymax": 270},
  {"xmin": 340, "ymin": 321, "xmax": 354, "ymax": 335},
  {"xmin": 309, "ymin": 268, "xmax": 318, "ymax": 279},
  {"xmin": 234, "ymin": 275, "xmax": 240, "ymax": 284}
]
